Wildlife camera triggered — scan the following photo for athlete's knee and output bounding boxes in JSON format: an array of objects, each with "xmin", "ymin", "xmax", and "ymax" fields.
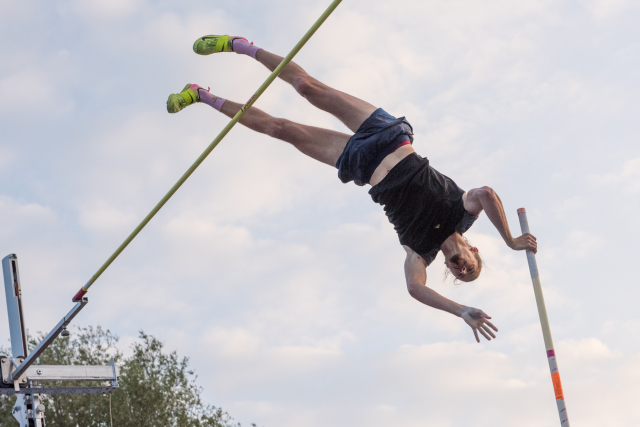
[
  {"xmin": 265, "ymin": 118, "xmax": 289, "ymax": 140},
  {"xmin": 293, "ymin": 75, "xmax": 322, "ymax": 99}
]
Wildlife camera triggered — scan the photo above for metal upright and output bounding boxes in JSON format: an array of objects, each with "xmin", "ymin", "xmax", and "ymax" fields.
[
  {"xmin": 517, "ymin": 209, "xmax": 570, "ymax": 426},
  {"xmin": 1, "ymin": 254, "xmax": 119, "ymax": 427}
]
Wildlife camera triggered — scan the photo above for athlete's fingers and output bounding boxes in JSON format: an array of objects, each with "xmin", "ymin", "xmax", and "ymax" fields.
[
  {"xmin": 481, "ymin": 326, "xmax": 495, "ymax": 340},
  {"xmin": 478, "ymin": 328, "xmax": 491, "ymax": 341},
  {"xmin": 484, "ymin": 320, "xmax": 498, "ymax": 331},
  {"xmin": 473, "ymin": 328, "xmax": 480, "ymax": 343},
  {"xmin": 481, "ymin": 324, "xmax": 496, "ymax": 339},
  {"xmin": 480, "ymin": 311, "xmax": 492, "ymax": 319}
]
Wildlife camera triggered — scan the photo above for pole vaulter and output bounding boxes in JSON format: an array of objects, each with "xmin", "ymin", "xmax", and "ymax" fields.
[{"xmin": 57, "ymin": 1, "xmax": 568, "ymax": 425}]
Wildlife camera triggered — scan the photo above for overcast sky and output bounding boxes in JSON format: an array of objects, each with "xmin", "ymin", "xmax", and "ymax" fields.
[{"xmin": 1, "ymin": 0, "xmax": 640, "ymax": 426}]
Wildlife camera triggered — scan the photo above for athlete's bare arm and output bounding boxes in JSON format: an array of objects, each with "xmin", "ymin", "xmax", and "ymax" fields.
[
  {"xmin": 403, "ymin": 245, "xmax": 498, "ymax": 342},
  {"xmin": 463, "ymin": 186, "xmax": 537, "ymax": 253}
]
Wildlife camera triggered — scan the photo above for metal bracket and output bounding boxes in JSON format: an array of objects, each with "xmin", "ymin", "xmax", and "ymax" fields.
[
  {"xmin": 1, "ymin": 356, "xmax": 120, "ymax": 395},
  {"xmin": 1, "ymin": 357, "xmax": 27, "ymax": 387},
  {"xmin": 1, "ymin": 385, "xmax": 119, "ymax": 395},
  {"xmin": 7, "ymin": 297, "xmax": 88, "ymax": 383},
  {"xmin": 24, "ymin": 362, "xmax": 119, "ymax": 382}
]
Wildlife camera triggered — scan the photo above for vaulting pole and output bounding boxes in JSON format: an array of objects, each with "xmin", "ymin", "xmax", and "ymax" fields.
[
  {"xmin": 72, "ymin": 0, "xmax": 344, "ymax": 302},
  {"xmin": 517, "ymin": 208, "xmax": 570, "ymax": 426}
]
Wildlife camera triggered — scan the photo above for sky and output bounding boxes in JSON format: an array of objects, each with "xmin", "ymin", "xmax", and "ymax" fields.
[{"xmin": 1, "ymin": 0, "xmax": 640, "ymax": 425}]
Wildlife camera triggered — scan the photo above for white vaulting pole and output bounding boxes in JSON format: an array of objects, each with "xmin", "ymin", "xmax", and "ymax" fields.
[{"xmin": 517, "ymin": 208, "xmax": 570, "ymax": 426}]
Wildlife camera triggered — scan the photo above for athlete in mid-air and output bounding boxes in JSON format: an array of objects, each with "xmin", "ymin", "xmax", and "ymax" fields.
[{"xmin": 166, "ymin": 35, "xmax": 537, "ymax": 343}]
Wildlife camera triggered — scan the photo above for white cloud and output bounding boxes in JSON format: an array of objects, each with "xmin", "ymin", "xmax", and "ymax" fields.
[
  {"xmin": 70, "ymin": 0, "xmax": 144, "ymax": 18},
  {"xmin": 557, "ymin": 337, "xmax": 618, "ymax": 363},
  {"xmin": 591, "ymin": 157, "xmax": 640, "ymax": 193},
  {"xmin": 551, "ymin": 196, "xmax": 587, "ymax": 219},
  {"xmin": 0, "ymin": 195, "xmax": 57, "ymax": 239},
  {"xmin": 0, "ymin": 146, "xmax": 16, "ymax": 172},
  {"xmin": 0, "ymin": 68, "xmax": 74, "ymax": 114},
  {"xmin": 561, "ymin": 229, "xmax": 605, "ymax": 259},
  {"xmin": 585, "ymin": 0, "xmax": 636, "ymax": 20},
  {"xmin": 202, "ymin": 327, "xmax": 262, "ymax": 357},
  {"xmin": 78, "ymin": 200, "xmax": 138, "ymax": 233}
]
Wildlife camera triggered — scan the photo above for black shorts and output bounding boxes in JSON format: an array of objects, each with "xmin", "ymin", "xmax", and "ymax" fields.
[{"xmin": 335, "ymin": 108, "xmax": 414, "ymax": 186}]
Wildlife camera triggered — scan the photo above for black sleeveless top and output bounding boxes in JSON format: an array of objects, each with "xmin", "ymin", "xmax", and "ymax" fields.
[{"xmin": 369, "ymin": 153, "xmax": 477, "ymax": 265}]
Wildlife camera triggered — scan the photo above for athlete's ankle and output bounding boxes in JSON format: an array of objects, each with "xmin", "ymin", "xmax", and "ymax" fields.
[
  {"xmin": 198, "ymin": 88, "xmax": 226, "ymax": 111},
  {"xmin": 232, "ymin": 38, "xmax": 261, "ymax": 59}
]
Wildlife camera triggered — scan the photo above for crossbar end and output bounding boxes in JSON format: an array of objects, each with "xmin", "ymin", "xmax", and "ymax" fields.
[{"xmin": 71, "ymin": 289, "xmax": 87, "ymax": 302}]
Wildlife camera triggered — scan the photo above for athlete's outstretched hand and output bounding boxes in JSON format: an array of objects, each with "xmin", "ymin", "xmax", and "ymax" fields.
[
  {"xmin": 510, "ymin": 232, "xmax": 537, "ymax": 253},
  {"xmin": 461, "ymin": 306, "xmax": 498, "ymax": 343}
]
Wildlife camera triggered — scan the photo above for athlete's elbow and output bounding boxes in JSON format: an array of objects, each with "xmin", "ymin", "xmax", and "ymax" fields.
[
  {"xmin": 407, "ymin": 282, "xmax": 424, "ymax": 299},
  {"xmin": 477, "ymin": 186, "xmax": 495, "ymax": 197},
  {"xmin": 476, "ymin": 186, "xmax": 497, "ymax": 203}
]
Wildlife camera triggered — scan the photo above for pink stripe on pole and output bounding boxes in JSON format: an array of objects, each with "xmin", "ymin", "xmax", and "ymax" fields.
[
  {"xmin": 517, "ymin": 208, "xmax": 526, "ymax": 213},
  {"xmin": 547, "ymin": 349, "xmax": 555, "ymax": 357}
]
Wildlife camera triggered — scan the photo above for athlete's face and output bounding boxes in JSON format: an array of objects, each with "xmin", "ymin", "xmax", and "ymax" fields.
[{"xmin": 445, "ymin": 247, "xmax": 479, "ymax": 282}]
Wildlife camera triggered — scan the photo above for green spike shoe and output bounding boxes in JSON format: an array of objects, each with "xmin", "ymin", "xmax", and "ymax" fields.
[
  {"xmin": 193, "ymin": 35, "xmax": 248, "ymax": 55},
  {"xmin": 167, "ymin": 84, "xmax": 203, "ymax": 114}
]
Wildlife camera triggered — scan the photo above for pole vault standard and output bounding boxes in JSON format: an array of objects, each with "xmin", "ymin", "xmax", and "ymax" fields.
[
  {"xmin": 517, "ymin": 208, "xmax": 570, "ymax": 426},
  {"xmin": 2, "ymin": 255, "xmax": 119, "ymax": 427},
  {"xmin": 71, "ymin": 0, "xmax": 344, "ymax": 302}
]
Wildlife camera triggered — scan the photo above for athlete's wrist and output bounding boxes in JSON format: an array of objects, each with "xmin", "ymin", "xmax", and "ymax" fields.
[
  {"xmin": 456, "ymin": 305, "xmax": 468, "ymax": 318},
  {"xmin": 505, "ymin": 236, "xmax": 516, "ymax": 249}
]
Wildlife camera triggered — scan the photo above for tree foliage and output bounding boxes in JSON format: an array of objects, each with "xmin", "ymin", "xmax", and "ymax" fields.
[{"xmin": 0, "ymin": 327, "xmax": 249, "ymax": 427}]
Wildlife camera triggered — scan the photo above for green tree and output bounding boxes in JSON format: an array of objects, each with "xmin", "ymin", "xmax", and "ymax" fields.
[{"xmin": 0, "ymin": 327, "xmax": 250, "ymax": 427}]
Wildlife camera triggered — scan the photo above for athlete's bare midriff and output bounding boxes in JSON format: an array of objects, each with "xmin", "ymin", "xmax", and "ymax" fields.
[{"xmin": 369, "ymin": 144, "xmax": 416, "ymax": 186}]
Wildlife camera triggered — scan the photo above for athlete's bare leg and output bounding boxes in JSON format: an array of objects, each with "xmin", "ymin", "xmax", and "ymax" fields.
[
  {"xmin": 255, "ymin": 49, "xmax": 377, "ymax": 133},
  {"xmin": 220, "ymin": 100, "xmax": 350, "ymax": 167}
]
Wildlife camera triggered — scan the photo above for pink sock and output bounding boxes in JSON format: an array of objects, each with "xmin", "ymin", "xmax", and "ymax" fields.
[
  {"xmin": 232, "ymin": 38, "xmax": 261, "ymax": 59},
  {"xmin": 198, "ymin": 88, "xmax": 226, "ymax": 112}
]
